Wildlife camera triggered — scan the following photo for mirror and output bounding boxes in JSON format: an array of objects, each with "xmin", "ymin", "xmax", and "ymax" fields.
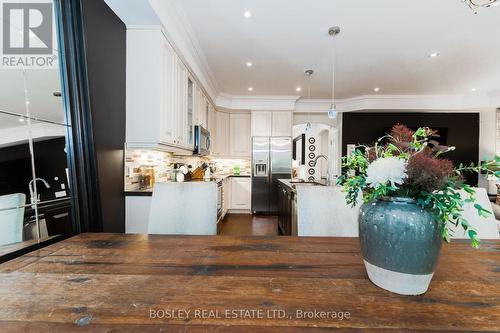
[{"xmin": 0, "ymin": 0, "xmax": 75, "ymax": 256}]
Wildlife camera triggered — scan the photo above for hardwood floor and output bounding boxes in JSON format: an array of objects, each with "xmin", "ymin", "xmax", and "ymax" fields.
[{"xmin": 218, "ymin": 214, "xmax": 278, "ymax": 236}]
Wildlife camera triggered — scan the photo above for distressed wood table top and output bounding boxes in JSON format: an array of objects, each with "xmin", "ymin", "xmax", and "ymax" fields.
[{"xmin": 0, "ymin": 233, "xmax": 498, "ymax": 332}]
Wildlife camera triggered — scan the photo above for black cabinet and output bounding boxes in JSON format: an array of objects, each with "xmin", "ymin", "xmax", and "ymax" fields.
[{"xmin": 277, "ymin": 183, "xmax": 294, "ymax": 236}]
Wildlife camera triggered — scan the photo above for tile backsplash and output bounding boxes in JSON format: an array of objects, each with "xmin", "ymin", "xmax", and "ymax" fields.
[{"xmin": 125, "ymin": 149, "xmax": 251, "ymax": 191}]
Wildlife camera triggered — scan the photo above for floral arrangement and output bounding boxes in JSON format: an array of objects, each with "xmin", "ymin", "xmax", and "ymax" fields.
[{"xmin": 337, "ymin": 124, "xmax": 500, "ymax": 248}]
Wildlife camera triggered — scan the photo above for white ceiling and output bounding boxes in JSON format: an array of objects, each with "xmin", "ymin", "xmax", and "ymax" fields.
[{"xmin": 175, "ymin": 0, "xmax": 500, "ymax": 99}]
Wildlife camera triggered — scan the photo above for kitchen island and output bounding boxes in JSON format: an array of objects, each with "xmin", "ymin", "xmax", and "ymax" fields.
[
  {"xmin": 278, "ymin": 180, "xmax": 361, "ymax": 236},
  {"xmin": 0, "ymin": 233, "xmax": 498, "ymax": 332}
]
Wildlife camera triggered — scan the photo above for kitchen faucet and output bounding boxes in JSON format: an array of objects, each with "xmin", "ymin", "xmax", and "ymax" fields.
[
  {"xmin": 29, "ymin": 178, "xmax": 50, "ymax": 205},
  {"xmin": 312, "ymin": 155, "xmax": 331, "ymax": 186}
]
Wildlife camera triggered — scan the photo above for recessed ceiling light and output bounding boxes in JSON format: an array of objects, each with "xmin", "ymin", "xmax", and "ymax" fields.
[
  {"xmin": 429, "ymin": 52, "xmax": 440, "ymax": 58},
  {"xmin": 373, "ymin": 87, "xmax": 380, "ymax": 92},
  {"xmin": 18, "ymin": 117, "xmax": 25, "ymax": 122},
  {"xmin": 471, "ymin": 88, "xmax": 477, "ymax": 92},
  {"xmin": 245, "ymin": 61, "xmax": 253, "ymax": 67},
  {"xmin": 243, "ymin": 10, "xmax": 252, "ymax": 18},
  {"xmin": 296, "ymin": 87, "xmax": 302, "ymax": 92},
  {"xmin": 248, "ymin": 87, "xmax": 253, "ymax": 92}
]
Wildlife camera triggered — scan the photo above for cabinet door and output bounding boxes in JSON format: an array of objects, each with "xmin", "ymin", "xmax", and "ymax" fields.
[
  {"xmin": 215, "ymin": 112, "xmax": 229, "ymax": 156},
  {"xmin": 229, "ymin": 113, "xmax": 251, "ymax": 157},
  {"xmin": 272, "ymin": 111, "xmax": 293, "ymax": 137},
  {"xmin": 187, "ymin": 77, "xmax": 195, "ymax": 146},
  {"xmin": 160, "ymin": 38, "xmax": 176, "ymax": 144},
  {"xmin": 223, "ymin": 178, "xmax": 230, "ymax": 213},
  {"xmin": 251, "ymin": 111, "xmax": 272, "ymax": 137},
  {"xmin": 230, "ymin": 177, "xmax": 251, "ymax": 210},
  {"xmin": 176, "ymin": 60, "xmax": 188, "ymax": 146},
  {"xmin": 208, "ymin": 104, "xmax": 217, "ymax": 153}
]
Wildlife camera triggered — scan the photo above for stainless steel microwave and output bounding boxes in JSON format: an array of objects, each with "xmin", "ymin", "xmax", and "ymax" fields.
[{"xmin": 194, "ymin": 125, "xmax": 211, "ymax": 156}]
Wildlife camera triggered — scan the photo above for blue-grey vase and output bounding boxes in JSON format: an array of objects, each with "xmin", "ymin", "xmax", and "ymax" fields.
[{"xmin": 359, "ymin": 197, "xmax": 442, "ymax": 295}]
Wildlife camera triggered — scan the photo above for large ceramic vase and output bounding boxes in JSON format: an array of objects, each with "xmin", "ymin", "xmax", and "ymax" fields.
[{"xmin": 359, "ymin": 197, "xmax": 442, "ymax": 295}]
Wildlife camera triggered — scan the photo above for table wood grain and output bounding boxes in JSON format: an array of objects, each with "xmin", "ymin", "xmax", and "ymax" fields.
[{"xmin": 0, "ymin": 233, "xmax": 498, "ymax": 332}]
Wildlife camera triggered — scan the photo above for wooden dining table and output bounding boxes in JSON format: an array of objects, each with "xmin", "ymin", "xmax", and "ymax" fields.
[{"xmin": 0, "ymin": 233, "xmax": 498, "ymax": 332}]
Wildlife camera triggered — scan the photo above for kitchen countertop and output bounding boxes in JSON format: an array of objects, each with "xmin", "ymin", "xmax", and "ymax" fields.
[
  {"xmin": 278, "ymin": 179, "xmax": 329, "ymax": 193},
  {"xmin": 125, "ymin": 174, "xmax": 251, "ymax": 196},
  {"xmin": 1, "ymin": 233, "xmax": 498, "ymax": 332}
]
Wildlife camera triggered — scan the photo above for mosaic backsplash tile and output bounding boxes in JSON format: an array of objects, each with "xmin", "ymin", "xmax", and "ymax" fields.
[{"xmin": 125, "ymin": 149, "xmax": 251, "ymax": 191}]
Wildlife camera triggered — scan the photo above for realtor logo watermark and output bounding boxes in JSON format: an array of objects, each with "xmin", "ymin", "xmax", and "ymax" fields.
[{"xmin": 1, "ymin": 0, "xmax": 57, "ymax": 68}]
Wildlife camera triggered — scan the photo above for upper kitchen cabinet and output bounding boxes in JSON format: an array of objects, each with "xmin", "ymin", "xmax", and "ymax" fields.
[
  {"xmin": 213, "ymin": 111, "xmax": 230, "ymax": 156},
  {"xmin": 127, "ymin": 28, "xmax": 193, "ymax": 153},
  {"xmin": 251, "ymin": 111, "xmax": 272, "ymax": 137},
  {"xmin": 229, "ymin": 113, "xmax": 251, "ymax": 157},
  {"xmin": 251, "ymin": 111, "xmax": 293, "ymax": 137},
  {"xmin": 194, "ymin": 85, "xmax": 209, "ymax": 129},
  {"xmin": 272, "ymin": 111, "xmax": 293, "ymax": 137}
]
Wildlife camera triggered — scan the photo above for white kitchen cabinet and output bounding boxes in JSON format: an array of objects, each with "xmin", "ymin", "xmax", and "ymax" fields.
[
  {"xmin": 125, "ymin": 196, "xmax": 151, "ymax": 234},
  {"xmin": 251, "ymin": 111, "xmax": 272, "ymax": 137},
  {"xmin": 176, "ymin": 59, "xmax": 189, "ymax": 147},
  {"xmin": 208, "ymin": 103, "xmax": 216, "ymax": 150},
  {"xmin": 160, "ymin": 36, "xmax": 176, "ymax": 145},
  {"xmin": 251, "ymin": 111, "xmax": 292, "ymax": 137},
  {"xmin": 229, "ymin": 113, "xmax": 251, "ymax": 157},
  {"xmin": 230, "ymin": 177, "xmax": 251, "ymax": 210},
  {"xmin": 272, "ymin": 111, "xmax": 293, "ymax": 136},
  {"xmin": 223, "ymin": 177, "xmax": 231, "ymax": 215},
  {"xmin": 127, "ymin": 28, "xmax": 195, "ymax": 153},
  {"xmin": 214, "ymin": 111, "xmax": 230, "ymax": 156},
  {"xmin": 193, "ymin": 84, "xmax": 206, "ymax": 129}
]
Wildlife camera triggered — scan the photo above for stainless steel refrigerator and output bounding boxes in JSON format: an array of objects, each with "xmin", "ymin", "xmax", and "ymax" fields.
[{"xmin": 252, "ymin": 137, "xmax": 292, "ymax": 214}]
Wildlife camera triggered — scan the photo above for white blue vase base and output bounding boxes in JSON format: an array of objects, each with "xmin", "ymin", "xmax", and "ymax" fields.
[{"xmin": 363, "ymin": 260, "xmax": 434, "ymax": 296}]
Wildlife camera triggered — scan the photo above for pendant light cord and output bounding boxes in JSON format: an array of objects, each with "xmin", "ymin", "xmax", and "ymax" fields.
[
  {"xmin": 331, "ymin": 36, "xmax": 336, "ymax": 109},
  {"xmin": 306, "ymin": 70, "xmax": 312, "ymax": 126}
]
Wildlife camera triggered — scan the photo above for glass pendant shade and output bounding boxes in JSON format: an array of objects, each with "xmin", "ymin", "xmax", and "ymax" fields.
[{"xmin": 328, "ymin": 104, "xmax": 337, "ymax": 119}]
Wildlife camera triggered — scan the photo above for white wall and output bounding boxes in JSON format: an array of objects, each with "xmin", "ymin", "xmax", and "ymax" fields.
[{"xmin": 478, "ymin": 108, "xmax": 497, "ymax": 189}]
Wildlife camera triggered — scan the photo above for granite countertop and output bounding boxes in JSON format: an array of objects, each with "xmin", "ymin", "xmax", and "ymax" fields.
[{"xmin": 125, "ymin": 173, "xmax": 251, "ymax": 196}]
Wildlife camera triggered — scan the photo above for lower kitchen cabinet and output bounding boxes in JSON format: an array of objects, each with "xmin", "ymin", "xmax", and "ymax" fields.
[
  {"xmin": 278, "ymin": 183, "xmax": 296, "ymax": 236},
  {"xmin": 230, "ymin": 177, "xmax": 251, "ymax": 210}
]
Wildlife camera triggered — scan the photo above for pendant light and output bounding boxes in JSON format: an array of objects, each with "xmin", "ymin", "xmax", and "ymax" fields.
[
  {"xmin": 305, "ymin": 69, "xmax": 314, "ymax": 133},
  {"xmin": 328, "ymin": 26, "xmax": 340, "ymax": 119}
]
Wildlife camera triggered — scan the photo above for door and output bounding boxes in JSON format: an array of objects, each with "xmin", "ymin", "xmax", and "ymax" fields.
[
  {"xmin": 251, "ymin": 137, "xmax": 270, "ymax": 214},
  {"xmin": 270, "ymin": 137, "xmax": 292, "ymax": 214}
]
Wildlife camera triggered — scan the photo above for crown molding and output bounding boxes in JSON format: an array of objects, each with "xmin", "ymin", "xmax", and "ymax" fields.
[
  {"xmin": 216, "ymin": 94, "xmax": 300, "ymax": 111},
  {"xmin": 294, "ymin": 94, "xmax": 499, "ymax": 112},
  {"xmin": 215, "ymin": 93, "xmax": 499, "ymax": 113},
  {"xmin": 148, "ymin": 0, "xmax": 220, "ymax": 102}
]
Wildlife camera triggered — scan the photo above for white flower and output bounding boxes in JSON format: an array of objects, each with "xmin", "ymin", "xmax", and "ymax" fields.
[{"xmin": 365, "ymin": 157, "xmax": 407, "ymax": 188}]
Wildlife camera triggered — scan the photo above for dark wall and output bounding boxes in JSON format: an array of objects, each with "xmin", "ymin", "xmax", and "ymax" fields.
[
  {"xmin": 341, "ymin": 112, "xmax": 480, "ymax": 184},
  {"xmin": 81, "ymin": 0, "xmax": 126, "ymax": 232}
]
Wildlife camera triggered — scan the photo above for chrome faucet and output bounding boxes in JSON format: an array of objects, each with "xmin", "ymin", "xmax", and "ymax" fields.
[
  {"xmin": 312, "ymin": 155, "xmax": 331, "ymax": 186},
  {"xmin": 29, "ymin": 178, "xmax": 50, "ymax": 204}
]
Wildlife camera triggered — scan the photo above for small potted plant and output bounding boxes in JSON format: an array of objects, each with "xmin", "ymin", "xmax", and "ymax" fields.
[{"xmin": 337, "ymin": 124, "xmax": 499, "ymax": 295}]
